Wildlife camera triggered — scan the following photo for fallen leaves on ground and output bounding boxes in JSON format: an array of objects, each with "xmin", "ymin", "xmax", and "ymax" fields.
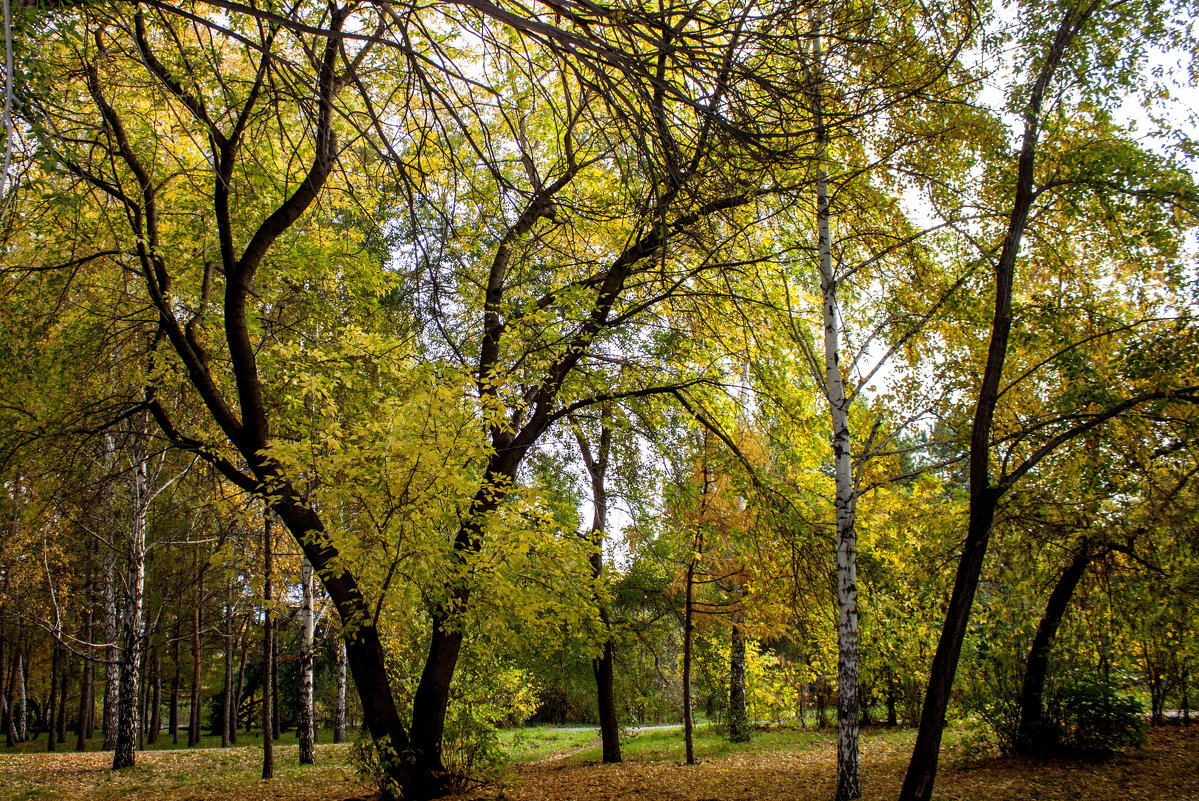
[{"xmin": 1, "ymin": 727, "xmax": 1196, "ymax": 801}]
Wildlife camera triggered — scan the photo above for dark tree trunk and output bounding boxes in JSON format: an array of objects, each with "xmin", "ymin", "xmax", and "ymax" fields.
[
  {"xmin": 683, "ymin": 550, "xmax": 697, "ymax": 766},
  {"xmin": 262, "ymin": 510, "xmax": 275, "ymax": 780},
  {"xmin": 1015, "ymin": 547, "xmax": 1092, "ymax": 755},
  {"xmin": 76, "ymin": 627, "xmax": 93, "ymax": 751},
  {"xmin": 728, "ymin": 613, "xmax": 750, "ymax": 743},
  {"xmin": 148, "ymin": 647, "xmax": 161, "ymax": 744},
  {"xmin": 271, "ymin": 620, "xmax": 280, "ymax": 741},
  {"xmin": 47, "ymin": 642, "xmax": 60, "ymax": 751},
  {"xmin": 897, "ymin": 10, "xmax": 1095, "ymax": 800},
  {"xmin": 223, "ymin": 577, "xmax": 234, "ymax": 749},
  {"xmin": 170, "ymin": 620, "xmax": 180, "ymax": 744},
  {"xmin": 189, "ymin": 565, "xmax": 204, "ymax": 747},
  {"xmin": 573, "ymin": 410, "xmax": 622, "ymax": 764},
  {"xmin": 234, "ymin": 623, "xmax": 247, "ymax": 742},
  {"xmin": 57, "ymin": 661, "xmax": 69, "ymax": 745}
]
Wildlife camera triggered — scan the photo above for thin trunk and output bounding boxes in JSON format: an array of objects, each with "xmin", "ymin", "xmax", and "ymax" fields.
[
  {"xmin": 262, "ymin": 509, "xmax": 274, "ymax": 780},
  {"xmin": 898, "ymin": 9, "xmax": 1096, "ymax": 800},
  {"xmin": 57, "ymin": 660, "xmax": 69, "ymax": 744},
  {"xmin": 47, "ymin": 641, "xmax": 60, "ymax": 751},
  {"xmin": 102, "ymin": 547, "xmax": 119, "ymax": 751},
  {"xmin": 1015, "ymin": 547, "xmax": 1092, "ymax": 755},
  {"xmin": 170, "ymin": 620, "xmax": 180, "ymax": 744},
  {"xmin": 683, "ymin": 546, "xmax": 697, "ymax": 766},
  {"xmin": 189, "ymin": 564, "xmax": 204, "ymax": 747},
  {"xmin": 234, "ymin": 622, "xmax": 248, "ymax": 742},
  {"xmin": 299, "ymin": 557, "xmax": 315, "ymax": 764},
  {"xmin": 807, "ymin": 17, "xmax": 859, "ymax": 799},
  {"xmin": 334, "ymin": 639, "xmax": 347, "ymax": 744},
  {"xmin": 271, "ymin": 620, "xmax": 280, "ymax": 740},
  {"xmin": 728, "ymin": 611, "xmax": 750, "ymax": 743},
  {"xmin": 223, "ymin": 577, "xmax": 234, "ymax": 749},
  {"xmin": 79, "ymin": 558, "xmax": 96, "ymax": 747},
  {"xmin": 573, "ymin": 410, "xmax": 621, "ymax": 764},
  {"xmin": 148, "ymin": 647, "xmax": 161, "ymax": 744},
  {"xmin": 14, "ymin": 650, "xmax": 26, "ymax": 742}
]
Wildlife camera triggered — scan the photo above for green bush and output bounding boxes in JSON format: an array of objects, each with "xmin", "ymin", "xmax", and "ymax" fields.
[{"xmin": 1045, "ymin": 675, "xmax": 1146, "ymax": 756}]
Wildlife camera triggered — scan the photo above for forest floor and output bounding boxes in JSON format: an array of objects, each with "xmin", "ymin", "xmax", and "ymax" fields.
[{"xmin": 0, "ymin": 723, "xmax": 1196, "ymax": 801}]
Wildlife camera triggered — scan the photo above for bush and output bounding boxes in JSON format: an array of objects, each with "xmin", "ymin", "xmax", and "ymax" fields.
[{"xmin": 1045, "ymin": 675, "xmax": 1146, "ymax": 756}]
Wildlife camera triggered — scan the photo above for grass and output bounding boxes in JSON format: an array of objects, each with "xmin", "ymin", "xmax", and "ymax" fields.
[
  {"xmin": 0, "ymin": 725, "xmax": 345, "ymax": 754},
  {"xmin": 0, "ymin": 722, "xmax": 1194, "ymax": 801}
]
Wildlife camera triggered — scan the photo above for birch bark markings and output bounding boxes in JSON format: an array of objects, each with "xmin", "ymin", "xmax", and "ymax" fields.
[
  {"xmin": 113, "ymin": 437, "xmax": 151, "ymax": 770},
  {"xmin": 299, "ymin": 556, "xmax": 316, "ymax": 765},
  {"xmin": 808, "ymin": 17, "xmax": 860, "ymax": 801}
]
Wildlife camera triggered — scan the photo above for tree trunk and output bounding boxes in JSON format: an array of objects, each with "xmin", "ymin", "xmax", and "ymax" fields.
[
  {"xmin": 170, "ymin": 620, "xmax": 180, "ymax": 744},
  {"xmin": 189, "ymin": 564, "xmax": 204, "ymax": 747},
  {"xmin": 897, "ymin": 10, "xmax": 1095, "ymax": 800},
  {"xmin": 148, "ymin": 647, "xmax": 161, "ymax": 744},
  {"xmin": 77, "ymin": 619, "xmax": 94, "ymax": 750},
  {"xmin": 14, "ymin": 650, "xmax": 26, "ymax": 742},
  {"xmin": 262, "ymin": 510, "xmax": 274, "ymax": 780},
  {"xmin": 102, "ymin": 546, "xmax": 119, "ymax": 751},
  {"xmin": 574, "ymin": 410, "xmax": 622, "ymax": 764},
  {"xmin": 113, "ymin": 450, "xmax": 150, "ymax": 770},
  {"xmin": 299, "ymin": 557, "xmax": 316, "ymax": 764},
  {"xmin": 683, "ymin": 540, "xmax": 699, "ymax": 766},
  {"xmin": 58, "ymin": 660, "xmax": 69, "ymax": 744},
  {"xmin": 271, "ymin": 619, "xmax": 280, "ymax": 740},
  {"xmin": 334, "ymin": 639, "xmax": 347, "ymax": 744},
  {"xmin": 234, "ymin": 623, "xmax": 247, "ymax": 742},
  {"xmin": 223, "ymin": 577, "xmax": 234, "ymax": 749},
  {"xmin": 47, "ymin": 641, "xmax": 60, "ymax": 751},
  {"xmin": 806, "ymin": 16, "xmax": 860, "ymax": 798},
  {"xmin": 1014, "ymin": 546, "xmax": 1092, "ymax": 755},
  {"xmin": 728, "ymin": 611, "xmax": 750, "ymax": 743}
]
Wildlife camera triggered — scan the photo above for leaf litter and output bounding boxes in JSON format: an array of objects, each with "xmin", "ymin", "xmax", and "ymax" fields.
[{"xmin": 0, "ymin": 727, "xmax": 1195, "ymax": 800}]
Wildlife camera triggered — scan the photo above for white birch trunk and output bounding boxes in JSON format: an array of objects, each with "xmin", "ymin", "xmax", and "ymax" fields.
[
  {"xmin": 102, "ymin": 546, "xmax": 119, "ymax": 750},
  {"xmin": 298, "ymin": 557, "xmax": 315, "ymax": 764},
  {"xmin": 811, "ymin": 17, "xmax": 860, "ymax": 800},
  {"xmin": 113, "ymin": 442, "xmax": 149, "ymax": 769}
]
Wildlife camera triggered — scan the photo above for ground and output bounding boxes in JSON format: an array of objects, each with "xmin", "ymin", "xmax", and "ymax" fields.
[{"xmin": 0, "ymin": 725, "xmax": 1196, "ymax": 800}]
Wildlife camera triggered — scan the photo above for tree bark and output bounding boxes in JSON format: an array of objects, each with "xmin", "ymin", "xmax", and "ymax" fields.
[
  {"xmin": 299, "ymin": 557, "xmax": 316, "ymax": 764},
  {"xmin": 189, "ymin": 563, "xmax": 204, "ymax": 747},
  {"xmin": 271, "ymin": 618, "xmax": 280, "ymax": 740},
  {"xmin": 47, "ymin": 641, "xmax": 60, "ymax": 751},
  {"xmin": 573, "ymin": 410, "xmax": 622, "ymax": 764},
  {"xmin": 148, "ymin": 646, "xmax": 161, "ymax": 744},
  {"xmin": 223, "ymin": 577, "xmax": 234, "ymax": 749},
  {"xmin": 102, "ymin": 545, "xmax": 119, "ymax": 751},
  {"xmin": 683, "ymin": 547, "xmax": 697, "ymax": 766},
  {"xmin": 56, "ymin": 660, "xmax": 68, "ymax": 744},
  {"xmin": 806, "ymin": 16, "xmax": 860, "ymax": 798},
  {"xmin": 170, "ymin": 620, "xmax": 180, "ymax": 744},
  {"xmin": 334, "ymin": 639, "xmax": 347, "ymax": 744},
  {"xmin": 897, "ymin": 8, "xmax": 1097, "ymax": 799},
  {"xmin": 76, "ymin": 617, "xmax": 94, "ymax": 750},
  {"xmin": 113, "ymin": 446, "xmax": 150, "ymax": 770},
  {"xmin": 1014, "ymin": 546, "xmax": 1092, "ymax": 754},
  {"xmin": 14, "ymin": 650, "xmax": 26, "ymax": 741},
  {"xmin": 728, "ymin": 611, "xmax": 750, "ymax": 743},
  {"xmin": 262, "ymin": 510, "xmax": 274, "ymax": 780}
]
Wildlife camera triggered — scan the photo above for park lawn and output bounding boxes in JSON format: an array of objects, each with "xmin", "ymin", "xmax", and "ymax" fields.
[{"xmin": 0, "ymin": 724, "xmax": 1195, "ymax": 801}]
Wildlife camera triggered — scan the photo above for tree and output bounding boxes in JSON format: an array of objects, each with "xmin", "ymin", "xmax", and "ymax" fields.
[{"xmin": 900, "ymin": 1, "xmax": 1199, "ymax": 796}]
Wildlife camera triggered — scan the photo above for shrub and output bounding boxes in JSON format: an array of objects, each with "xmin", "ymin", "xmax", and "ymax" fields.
[{"xmin": 1045, "ymin": 675, "xmax": 1146, "ymax": 756}]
